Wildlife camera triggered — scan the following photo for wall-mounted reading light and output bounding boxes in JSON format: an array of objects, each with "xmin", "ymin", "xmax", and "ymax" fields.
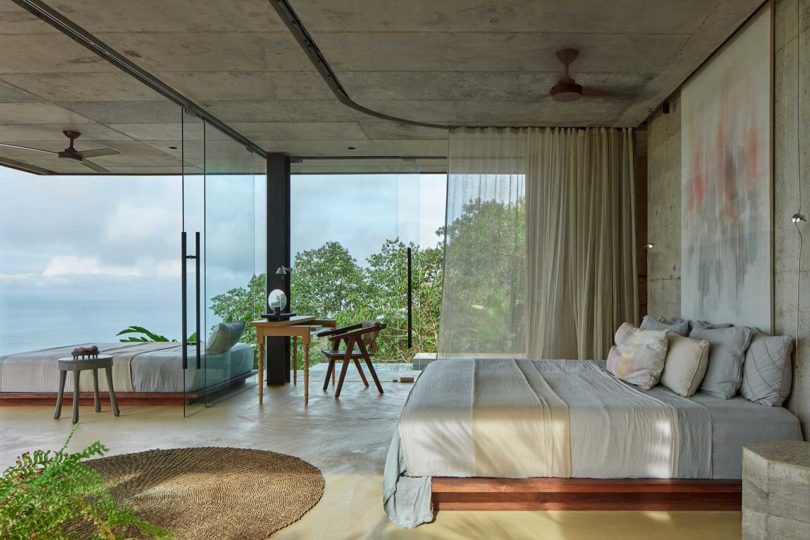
[
  {"xmin": 792, "ymin": 213, "xmax": 807, "ymax": 224},
  {"xmin": 643, "ymin": 243, "xmax": 655, "ymax": 249}
]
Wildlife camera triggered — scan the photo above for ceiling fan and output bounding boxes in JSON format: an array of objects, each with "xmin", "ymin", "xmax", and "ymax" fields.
[
  {"xmin": 549, "ymin": 48, "xmax": 620, "ymax": 102},
  {"xmin": 0, "ymin": 130, "xmax": 119, "ymax": 172}
]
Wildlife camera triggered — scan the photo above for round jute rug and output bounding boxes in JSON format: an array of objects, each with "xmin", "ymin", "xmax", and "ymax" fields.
[{"xmin": 88, "ymin": 447, "xmax": 325, "ymax": 539}]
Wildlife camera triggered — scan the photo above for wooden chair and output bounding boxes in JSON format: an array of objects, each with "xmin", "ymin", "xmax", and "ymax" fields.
[{"xmin": 317, "ymin": 321, "xmax": 385, "ymax": 398}]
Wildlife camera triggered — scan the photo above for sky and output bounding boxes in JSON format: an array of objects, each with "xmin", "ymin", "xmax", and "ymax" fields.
[{"xmin": 0, "ymin": 167, "xmax": 446, "ymax": 354}]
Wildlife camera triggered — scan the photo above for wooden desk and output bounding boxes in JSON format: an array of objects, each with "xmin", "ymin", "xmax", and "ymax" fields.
[{"xmin": 250, "ymin": 317, "xmax": 336, "ymax": 405}]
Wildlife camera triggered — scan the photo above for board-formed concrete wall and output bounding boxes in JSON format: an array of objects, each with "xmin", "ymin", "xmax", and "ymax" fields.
[
  {"xmin": 646, "ymin": 94, "xmax": 682, "ymax": 322},
  {"xmin": 646, "ymin": 0, "xmax": 810, "ymax": 435}
]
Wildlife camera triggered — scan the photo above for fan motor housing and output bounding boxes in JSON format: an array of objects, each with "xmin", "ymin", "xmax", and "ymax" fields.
[{"xmin": 550, "ymin": 81, "xmax": 583, "ymax": 102}]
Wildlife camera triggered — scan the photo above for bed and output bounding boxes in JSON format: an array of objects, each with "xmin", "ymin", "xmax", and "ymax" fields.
[
  {"xmin": 383, "ymin": 358, "xmax": 803, "ymax": 527},
  {"xmin": 0, "ymin": 342, "xmax": 255, "ymax": 396}
]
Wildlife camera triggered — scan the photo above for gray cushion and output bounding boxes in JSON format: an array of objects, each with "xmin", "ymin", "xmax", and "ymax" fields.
[
  {"xmin": 206, "ymin": 322, "xmax": 245, "ymax": 354},
  {"xmin": 640, "ymin": 315, "xmax": 689, "ymax": 336},
  {"xmin": 660, "ymin": 334, "xmax": 710, "ymax": 397},
  {"xmin": 741, "ymin": 333, "xmax": 794, "ymax": 407},
  {"xmin": 690, "ymin": 323, "xmax": 752, "ymax": 399},
  {"xmin": 690, "ymin": 320, "xmax": 733, "ymax": 330}
]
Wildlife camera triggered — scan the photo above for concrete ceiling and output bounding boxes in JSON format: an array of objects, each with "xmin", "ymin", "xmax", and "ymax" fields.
[{"xmin": 0, "ymin": 0, "xmax": 762, "ymax": 174}]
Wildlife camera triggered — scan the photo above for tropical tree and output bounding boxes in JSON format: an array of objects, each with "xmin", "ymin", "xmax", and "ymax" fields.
[{"xmin": 209, "ymin": 273, "xmax": 266, "ymax": 346}]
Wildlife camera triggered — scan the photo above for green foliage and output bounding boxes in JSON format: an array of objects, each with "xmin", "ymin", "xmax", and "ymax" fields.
[
  {"xmin": 116, "ymin": 326, "xmax": 196, "ymax": 345},
  {"xmin": 207, "ymin": 237, "xmax": 444, "ymax": 364},
  {"xmin": 209, "ymin": 273, "xmax": 266, "ymax": 347},
  {"xmin": 290, "ymin": 238, "xmax": 444, "ymax": 363},
  {"xmin": 441, "ymin": 198, "xmax": 526, "ymax": 353},
  {"xmin": 117, "ymin": 325, "xmax": 174, "ymax": 343},
  {"xmin": 0, "ymin": 430, "xmax": 170, "ymax": 540}
]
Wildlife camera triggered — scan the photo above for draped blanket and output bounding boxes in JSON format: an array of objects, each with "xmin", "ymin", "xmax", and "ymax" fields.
[{"xmin": 399, "ymin": 358, "xmax": 571, "ymax": 478}]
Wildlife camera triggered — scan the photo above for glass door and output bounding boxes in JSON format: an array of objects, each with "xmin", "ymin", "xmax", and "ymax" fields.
[
  {"xmin": 181, "ymin": 110, "xmax": 206, "ymax": 416},
  {"xmin": 202, "ymin": 122, "xmax": 260, "ymax": 407},
  {"xmin": 181, "ymin": 110, "xmax": 263, "ymax": 414}
]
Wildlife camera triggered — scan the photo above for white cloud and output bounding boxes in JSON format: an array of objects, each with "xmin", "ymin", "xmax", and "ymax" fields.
[
  {"xmin": 42, "ymin": 256, "xmax": 141, "ymax": 278},
  {"xmin": 105, "ymin": 203, "xmax": 178, "ymax": 244},
  {"xmin": 0, "ymin": 273, "xmax": 39, "ymax": 282},
  {"xmin": 155, "ymin": 259, "xmax": 180, "ymax": 279}
]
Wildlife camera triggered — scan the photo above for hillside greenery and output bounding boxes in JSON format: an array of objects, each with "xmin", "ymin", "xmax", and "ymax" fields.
[{"xmin": 209, "ymin": 238, "xmax": 444, "ymax": 364}]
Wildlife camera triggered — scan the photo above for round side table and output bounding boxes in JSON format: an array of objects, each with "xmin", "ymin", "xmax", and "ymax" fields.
[{"xmin": 54, "ymin": 355, "xmax": 120, "ymax": 424}]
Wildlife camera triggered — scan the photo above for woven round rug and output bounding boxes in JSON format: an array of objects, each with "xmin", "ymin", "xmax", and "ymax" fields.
[{"xmin": 87, "ymin": 447, "xmax": 325, "ymax": 539}]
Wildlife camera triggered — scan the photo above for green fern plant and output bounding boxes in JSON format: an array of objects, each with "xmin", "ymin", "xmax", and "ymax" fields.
[
  {"xmin": 0, "ymin": 430, "xmax": 170, "ymax": 539},
  {"xmin": 117, "ymin": 326, "xmax": 197, "ymax": 344},
  {"xmin": 116, "ymin": 325, "xmax": 174, "ymax": 343}
]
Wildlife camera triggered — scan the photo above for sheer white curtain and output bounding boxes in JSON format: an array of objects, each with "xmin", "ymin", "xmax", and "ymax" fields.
[
  {"xmin": 439, "ymin": 127, "xmax": 637, "ymax": 359},
  {"xmin": 438, "ymin": 129, "xmax": 527, "ymax": 355}
]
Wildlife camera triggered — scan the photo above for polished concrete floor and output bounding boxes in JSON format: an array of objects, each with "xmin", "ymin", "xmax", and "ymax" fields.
[{"xmin": 0, "ymin": 368, "xmax": 742, "ymax": 540}]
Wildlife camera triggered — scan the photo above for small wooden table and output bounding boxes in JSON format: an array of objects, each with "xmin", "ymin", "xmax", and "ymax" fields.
[
  {"xmin": 54, "ymin": 355, "xmax": 120, "ymax": 424},
  {"xmin": 250, "ymin": 316, "xmax": 336, "ymax": 405}
]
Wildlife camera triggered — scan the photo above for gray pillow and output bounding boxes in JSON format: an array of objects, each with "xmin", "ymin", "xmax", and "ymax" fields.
[
  {"xmin": 641, "ymin": 315, "xmax": 689, "ymax": 336},
  {"xmin": 690, "ymin": 323, "xmax": 752, "ymax": 399},
  {"xmin": 690, "ymin": 320, "xmax": 733, "ymax": 330},
  {"xmin": 206, "ymin": 321, "xmax": 245, "ymax": 354},
  {"xmin": 741, "ymin": 333, "xmax": 794, "ymax": 407}
]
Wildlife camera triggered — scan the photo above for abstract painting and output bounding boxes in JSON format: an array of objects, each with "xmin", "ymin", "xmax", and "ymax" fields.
[{"xmin": 680, "ymin": 5, "xmax": 772, "ymax": 331}]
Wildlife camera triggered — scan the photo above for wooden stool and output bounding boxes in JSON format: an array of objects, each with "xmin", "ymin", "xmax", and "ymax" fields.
[{"xmin": 54, "ymin": 355, "xmax": 120, "ymax": 424}]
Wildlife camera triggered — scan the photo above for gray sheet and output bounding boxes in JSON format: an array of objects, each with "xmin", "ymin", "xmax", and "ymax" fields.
[{"xmin": 691, "ymin": 393, "xmax": 804, "ymax": 479}]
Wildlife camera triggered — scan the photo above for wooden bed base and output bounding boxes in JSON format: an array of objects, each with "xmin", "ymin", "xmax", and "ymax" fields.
[
  {"xmin": 0, "ymin": 370, "xmax": 257, "ymax": 406},
  {"xmin": 431, "ymin": 477, "xmax": 742, "ymax": 511}
]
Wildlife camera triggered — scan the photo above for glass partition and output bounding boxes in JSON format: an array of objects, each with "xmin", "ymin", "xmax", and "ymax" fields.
[
  {"xmin": 202, "ymin": 123, "xmax": 261, "ymax": 407},
  {"xmin": 289, "ymin": 163, "xmax": 447, "ymax": 371},
  {"xmin": 181, "ymin": 112, "xmax": 264, "ymax": 411}
]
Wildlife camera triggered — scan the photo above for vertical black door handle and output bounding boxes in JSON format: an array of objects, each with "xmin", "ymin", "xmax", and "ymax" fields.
[
  {"xmin": 194, "ymin": 231, "xmax": 201, "ymax": 369},
  {"xmin": 181, "ymin": 231, "xmax": 188, "ymax": 370},
  {"xmin": 182, "ymin": 231, "xmax": 202, "ymax": 370}
]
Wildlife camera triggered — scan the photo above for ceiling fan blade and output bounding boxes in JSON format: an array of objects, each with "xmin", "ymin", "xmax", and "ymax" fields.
[
  {"xmin": 81, "ymin": 159, "xmax": 110, "ymax": 173},
  {"xmin": 582, "ymin": 87, "xmax": 626, "ymax": 98},
  {"xmin": 0, "ymin": 143, "xmax": 58, "ymax": 155},
  {"xmin": 79, "ymin": 148, "xmax": 119, "ymax": 158}
]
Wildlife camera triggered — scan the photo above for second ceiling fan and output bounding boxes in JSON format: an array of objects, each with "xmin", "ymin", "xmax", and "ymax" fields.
[
  {"xmin": 0, "ymin": 130, "xmax": 119, "ymax": 172},
  {"xmin": 549, "ymin": 48, "xmax": 621, "ymax": 102}
]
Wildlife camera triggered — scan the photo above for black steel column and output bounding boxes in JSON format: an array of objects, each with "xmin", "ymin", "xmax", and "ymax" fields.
[
  {"xmin": 266, "ymin": 153, "xmax": 291, "ymax": 385},
  {"xmin": 407, "ymin": 247, "xmax": 413, "ymax": 349}
]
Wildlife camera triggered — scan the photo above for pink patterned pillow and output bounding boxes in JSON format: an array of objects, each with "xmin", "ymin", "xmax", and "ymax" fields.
[
  {"xmin": 614, "ymin": 322, "xmax": 639, "ymax": 347},
  {"xmin": 606, "ymin": 329, "xmax": 669, "ymax": 390}
]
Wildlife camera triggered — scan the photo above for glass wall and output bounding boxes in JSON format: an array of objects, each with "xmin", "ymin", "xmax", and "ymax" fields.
[
  {"xmin": 0, "ymin": 106, "xmax": 265, "ymax": 415},
  {"xmin": 181, "ymin": 112, "xmax": 265, "ymax": 411},
  {"xmin": 290, "ymin": 168, "xmax": 447, "ymax": 364},
  {"xmin": 0, "ymin": 170, "xmax": 183, "ymax": 353}
]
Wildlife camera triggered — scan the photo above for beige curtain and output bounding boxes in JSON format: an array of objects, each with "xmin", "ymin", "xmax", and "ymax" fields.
[
  {"xmin": 526, "ymin": 128, "xmax": 637, "ymax": 359},
  {"xmin": 439, "ymin": 127, "xmax": 637, "ymax": 359}
]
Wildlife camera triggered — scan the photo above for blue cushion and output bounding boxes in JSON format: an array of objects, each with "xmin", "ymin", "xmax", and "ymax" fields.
[{"xmin": 206, "ymin": 322, "xmax": 245, "ymax": 355}]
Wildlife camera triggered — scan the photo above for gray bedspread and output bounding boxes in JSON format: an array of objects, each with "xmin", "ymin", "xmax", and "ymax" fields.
[
  {"xmin": 384, "ymin": 358, "xmax": 803, "ymax": 528},
  {"xmin": 0, "ymin": 342, "xmax": 254, "ymax": 393}
]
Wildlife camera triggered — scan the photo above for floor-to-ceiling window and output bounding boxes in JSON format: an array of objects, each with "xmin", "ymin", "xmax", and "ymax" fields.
[
  {"xmin": 290, "ymin": 171, "xmax": 447, "ymax": 363},
  {"xmin": 0, "ymin": 169, "xmax": 183, "ymax": 353}
]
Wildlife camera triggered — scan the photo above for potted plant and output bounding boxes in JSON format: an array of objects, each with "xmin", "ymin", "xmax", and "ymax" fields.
[{"xmin": 0, "ymin": 430, "xmax": 169, "ymax": 539}]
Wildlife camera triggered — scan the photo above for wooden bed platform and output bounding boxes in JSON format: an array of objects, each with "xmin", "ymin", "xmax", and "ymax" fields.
[
  {"xmin": 431, "ymin": 477, "xmax": 742, "ymax": 511},
  {"xmin": 0, "ymin": 370, "xmax": 257, "ymax": 406}
]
